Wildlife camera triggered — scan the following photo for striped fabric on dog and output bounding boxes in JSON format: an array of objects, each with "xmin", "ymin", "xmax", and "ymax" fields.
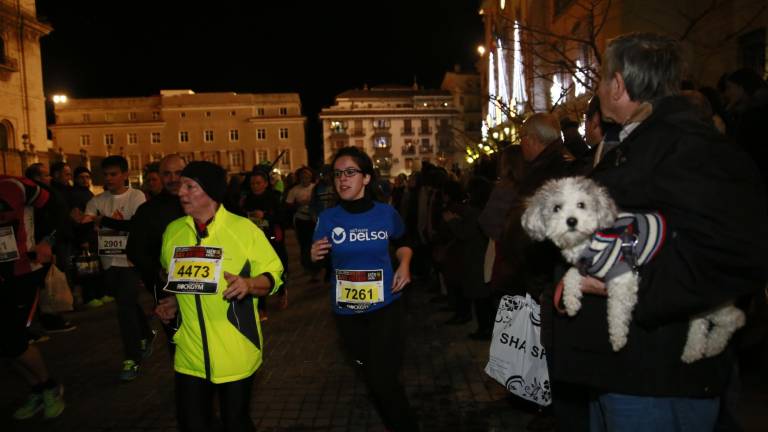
[{"xmin": 577, "ymin": 212, "xmax": 667, "ymax": 280}]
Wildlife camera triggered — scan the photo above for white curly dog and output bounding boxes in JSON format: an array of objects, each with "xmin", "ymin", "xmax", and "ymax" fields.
[{"xmin": 521, "ymin": 176, "xmax": 744, "ymax": 363}]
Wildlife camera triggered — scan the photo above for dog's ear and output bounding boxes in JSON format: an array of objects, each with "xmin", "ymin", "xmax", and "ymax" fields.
[
  {"xmin": 521, "ymin": 181, "xmax": 554, "ymax": 240},
  {"xmin": 588, "ymin": 179, "xmax": 619, "ymax": 228}
]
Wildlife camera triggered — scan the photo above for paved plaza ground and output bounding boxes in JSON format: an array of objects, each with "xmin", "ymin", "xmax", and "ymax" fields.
[{"xmin": 2, "ymin": 232, "xmax": 766, "ymax": 431}]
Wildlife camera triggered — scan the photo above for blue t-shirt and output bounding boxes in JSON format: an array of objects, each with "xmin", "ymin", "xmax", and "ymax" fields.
[{"xmin": 313, "ymin": 202, "xmax": 405, "ymax": 315}]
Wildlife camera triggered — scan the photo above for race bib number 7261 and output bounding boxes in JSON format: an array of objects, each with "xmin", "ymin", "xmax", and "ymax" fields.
[{"xmin": 335, "ymin": 269, "xmax": 384, "ymax": 305}]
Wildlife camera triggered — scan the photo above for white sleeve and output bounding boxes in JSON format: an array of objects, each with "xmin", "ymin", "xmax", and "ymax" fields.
[
  {"xmin": 85, "ymin": 195, "xmax": 99, "ymax": 216},
  {"xmin": 285, "ymin": 187, "xmax": 296, "ymax": 204}
]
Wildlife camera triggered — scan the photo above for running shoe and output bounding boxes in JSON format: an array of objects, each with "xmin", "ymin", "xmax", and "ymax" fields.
[
  {"xmin": 84, "ymin": 298, "xmax": 104, "ymax": 309},
  {"xmin": 101, "ymin": 295, "xmax": 115, "ymax": 304},
  {"xmin": 42, "ymin": 384, "xmax": 65, "ymax": 418},
  {"xmin": 119, "ymin": 360, "xmax": 140, "ymax": 382},
  {"xmin": 12, "ymin": 392, "xmax": 43, "ymax": 419}
]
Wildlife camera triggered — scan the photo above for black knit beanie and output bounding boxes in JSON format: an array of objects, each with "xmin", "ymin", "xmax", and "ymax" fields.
[
  {"xmin": 73, "ymin": 166, "xmax": 91, "ymax": 178},
  {"xmin": 181, "ymin": 161, "xmax": 227, "ymax": 203}
]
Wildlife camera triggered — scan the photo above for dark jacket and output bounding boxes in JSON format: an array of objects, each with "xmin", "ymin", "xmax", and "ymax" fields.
[
  {"xmin": 125, "ymin": 190, "xmax": 184, "ymax": 299},
  {"xmin": 550, "ymin": 96, "xmax": 768, "ymax": 397}
]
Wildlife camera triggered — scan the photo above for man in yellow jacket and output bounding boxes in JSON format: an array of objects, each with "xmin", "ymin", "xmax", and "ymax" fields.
[{"xmin": 155, "ymin": 161, "xmax": 283, "ymax": 432}]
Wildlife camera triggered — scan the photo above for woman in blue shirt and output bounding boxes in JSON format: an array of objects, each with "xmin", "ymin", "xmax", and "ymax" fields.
[{"xmin": 311, "ymin": 147, "xmax": 419, "ymax": 432}]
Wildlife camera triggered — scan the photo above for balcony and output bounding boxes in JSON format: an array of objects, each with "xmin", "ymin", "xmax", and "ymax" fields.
[
  {"xmin": 350, "ymin": 128, "xmax": 365, "ymax": 136},
  {"xmin": 418, "ymin": 126, "xmax": 432, "ymax": 135},
  {"xmin": 329, "ymin": 128, "xmax": 348, "ymax": 136},
  {"xmin": 402, "ymin": 146, "xmax": 416, "ymax": 156},
  {"xmin": 419, "ymin": 145, "xmax": 434, "ymax": 154},
  {"xmin": 0, "ymin": 56, "xmax": 18, "ymax": 72},
  {"xmin": 401, "ymin": 127, "xmax": 415, "ymax": 136},
  {"xmin": 372, "ymin": 124, "xmax": 390, "ymax": 133}
]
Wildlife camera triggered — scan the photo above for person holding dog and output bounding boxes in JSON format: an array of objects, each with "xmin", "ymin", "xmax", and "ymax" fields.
[{"xmin": 547, "ymin": 33, "xmax": 768, "ymax": 431}]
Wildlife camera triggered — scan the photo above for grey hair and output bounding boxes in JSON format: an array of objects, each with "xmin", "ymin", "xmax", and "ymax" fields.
[
  {"xmin": 523, "ymin": 112, "xmax": 561, "ymax": 146},
  {"xmin": 603, "ymin": 33, "xmax": 682, "ymax": 102}
]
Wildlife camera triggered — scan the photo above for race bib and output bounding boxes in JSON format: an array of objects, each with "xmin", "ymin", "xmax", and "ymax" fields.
[
  {"xmin": 163, "ymin": 246, "xmax": 223, "ymax": 295},
  {"xmin": 98, "ymin": 231, "xmax": 128, "ymax": 256},
  {"xmin": 0, "ymin": 226, "xmax": 19, "ymax": 262},
  {"xmin": 335, "ymin": 269, "xmax": 384, "ymax": 305}
]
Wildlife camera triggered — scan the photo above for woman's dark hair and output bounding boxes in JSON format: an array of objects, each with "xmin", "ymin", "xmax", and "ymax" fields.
[
  {"xmin": 467, "ymin": 176, "xmax": 493, "ymax": 208},
  {"xmin": 726, "ymin": 68, "xmax": 767, "ymax": 97},
  {"xmin": 331, "ymin": 146, "xmax": 380, "ymax": 200}
]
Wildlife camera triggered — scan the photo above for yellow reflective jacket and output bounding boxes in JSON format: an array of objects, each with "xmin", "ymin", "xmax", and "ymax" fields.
[{"xmin": 160, "ymin": 205, "xmax": 283, "ymax": 383}]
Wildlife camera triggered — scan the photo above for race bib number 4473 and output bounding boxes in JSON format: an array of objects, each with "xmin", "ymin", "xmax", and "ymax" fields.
[
  {"xmin": 164, "ymin": 246, "xmax": 223, "ymax": 295},
  {"xmin": 335, "ymin": 269, "xmax": 384, "ymax": 305}
]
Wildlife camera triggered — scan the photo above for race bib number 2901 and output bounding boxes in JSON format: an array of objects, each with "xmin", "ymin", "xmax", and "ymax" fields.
[{"xmin": 164, "ymin": 246, "xmax": 223, "ymax": 295}]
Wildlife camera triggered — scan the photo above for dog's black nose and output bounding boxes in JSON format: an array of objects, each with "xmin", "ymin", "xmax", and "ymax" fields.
[{"xmin": 567, "ymin": 217, "xmax": 578, "ymax": 228}]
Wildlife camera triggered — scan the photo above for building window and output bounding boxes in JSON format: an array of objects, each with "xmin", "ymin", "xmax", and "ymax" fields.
[
  {"xmin": 229, "ymin": 110, "xmax": 236, "ymax": 117},
  {"xmin": 150, "ymin": 153, "xmax": 163, "ymax": 162},
  {"xmin": 203, "ymin": 152, "xmax": 221, "ymax": 164},
  {"xmin": 181, "ymin": 152, "xmax": 195, "ymax": 163},
  {"xmin": 204, "ymin": 130, "xmax": 214, "ymax": 142},
  {"xmin": 330, "ymin": 121, "xmax": 346, "ymax": 133},
  {"xmin": 180, "ymin": 112, "xmax": 186, "ymax": 119},
  {"xmin": 105, "ymin": 113, "xmax": 114, "ymax": 122},
  {"xmin": 82, "ymin": 113, "xmax": 91, "ymax": 122},
  {"xmin": 373, "ymin": 119, "xmax": 389, "ymax": 129},
  {"xmin": 256, "ymin": 128, "xmax": 266, "ymax": 140},
  {"xmin": 79, "ymin": 135, "xmax": 91, "ymax": 147},
  {"xmin": 257, "ymin": 108, "xmax": 265, "ymax": 116},
  {"xmin": 279, "ymin": 128, "xmax": 289, "ymax": 140},
  {"xmin": 129, "ymin": 112, "xmax": 137, "ymax": 121},
  {"xmin": 256, "ymin": 150, "xmax": 268, "ymax": 163},
  {"xmin": 205, "ymin": 111, "xmax": 212, "ymax": 118},
  {"xmin": 279, "ymin": 107, "xmax": 288, "ymax": 116},
  {"xmin": 127, "ymin": 133, "xmax": 138, "ymax": 145},
  {"xmin": 280, "ymin": 149, "xmax": 291, "ymax": 167},
  {"xmin": 179, "ymin": 131, "xmax": 189, "ymax": 143},
  {"xmin": 230, "ymin": 151, "xmax": 243, "ymax": 167},
  {"xmin": 128, "ymin": 155, "xmax": 140, "ymax": 171},
  {"xmin": 104, "ymin": 134, "xmax": 114, "ymax": 146},
  {"xmin": 151, "ymin": 132, "xmax": 161, "ymax": 144},
  {"xmin": 355, "ymin": 139, "xmax": 364, "ymax": 148},
  {"xmin": 229, "ymin": 129, "xmax": 239, "ymax": 142},
  {"xmin": 373, "ymin": 135, "xmax": 390, "ymax": 148},
  {"xmin": 152, "ymin": 111, "xmax": 160, "ymax": 120}
]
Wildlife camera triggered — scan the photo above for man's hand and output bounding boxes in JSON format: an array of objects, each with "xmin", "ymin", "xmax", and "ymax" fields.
[
  {"xmin": 222, "ymin": 271, "xmax": 251, "ymax": 301},
  {"xmin": 155, "ymin": 296, "xmax": 178, "ymax": 324}
]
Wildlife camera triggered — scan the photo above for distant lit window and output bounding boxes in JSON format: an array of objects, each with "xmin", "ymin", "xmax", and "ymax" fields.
[
  {"xmin": 180, "ymin": 112, "xmax": 187, "ymax": 119},
  {"xmin": 152, "ymin": 111, "xmax": 160, "ymax": 120},
  {"xmin": 179, "ymin": 131, "xmax": 189, "ymax": 143},
  {"xmin": 79, "ymin": 135, "xmax": 90, "ymax": 147},
  {"xmin": 279, "ymin": 107, "xmax": 288, "ymax": 116},
  {"xmin": 257, "ymin": 108, "xmax": 265, "ymax": 116},
  {"xmin": 82, "ymin": 113, "xmax": 91, "ymax": 122},
  {"xmin": 230, "ymin": 151, "xmax": 243, "ymax": 167},
  {"xmin": 104, "ymin": 134, "xmax": 114, "ymax": 146},
  {"xmin": 205, "ymin": 111, "xmax": 212, "ymax": 118},
  {"xmin": 281, "ymin": 149, "xmax": 291, "ymax": 166},
  {"xmin": 373, "ymin": 136, "xmax": 390, "ymax": 148},
  {"xmin": 279, "ymin": 128, "xmax": 289, "ymax": 140},
  {"xmin": 229, "ymin": 129, "xmax": 239, "ymax": 142},
  {"xmin": 256, "ymin": 129, "xmax": 266, "ymax": 140},
  {"xmin": 257, "ymin": 149, "xmax": 268, "ymax": 163},
  {"xmin": 204, "ymin": 130, "xmax": 214, "ymax": 142},
  {"xmin": 151, "ymin": 132, "xmax": 161, "ymax": 144},
  {"xmin": 127, "ymin": 133, "xmax": 138, "ymax": 145},
  {"xmin": 129, "ymin": 112, "xmax": 137, "ymax": 121},
  {"xmin": 330, "ymin": 121, "xmax": 345, "ymax": 133},
  {"xmin": 128, "ymin": 155, "xmax": 140, "ymax": 171}
]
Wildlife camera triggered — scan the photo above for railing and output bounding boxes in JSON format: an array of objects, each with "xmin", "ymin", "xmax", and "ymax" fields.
[
  {"xmin": 402, "ymin": 146, "xmax": 416, "ymax": 155},
  {"xmin": 418, "ymin": 127, "xmax": 432, "ymax": 135},
  {"xmin": 401, "ymin": 127, "xmax": 414, "ymax": 136},
  {"xmin": 419, "ymin": 145, "xmax": 434, "ymax": 154}
]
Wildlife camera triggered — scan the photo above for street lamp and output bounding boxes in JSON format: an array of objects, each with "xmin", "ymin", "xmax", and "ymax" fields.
[
  {"xmin": 52, "ymin": 94, "xmax": 68, "ymax": 104},
  {"xmin": 477, "ymin": 45, "xmax": 486, "ymax": 56}
]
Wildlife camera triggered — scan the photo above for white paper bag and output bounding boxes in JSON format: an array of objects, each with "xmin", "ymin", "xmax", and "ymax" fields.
[{"xmin": 485, "ymin": 294, "xmax": 551, "ymax": 406}]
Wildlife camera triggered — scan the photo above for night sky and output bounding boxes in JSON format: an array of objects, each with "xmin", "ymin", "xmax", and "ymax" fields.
[{"xmin": 36, "ymin": 1, "xmax": 484, "ymax": 166}]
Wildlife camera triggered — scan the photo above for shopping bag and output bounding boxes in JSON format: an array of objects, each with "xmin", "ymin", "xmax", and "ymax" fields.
[
  {"xmin": 40, "ymin": 263, "xmax": 74, "ymax": 313},
  {"xmin": 485, "ymin": 294, "xmax": 551, "ymax": 406}
]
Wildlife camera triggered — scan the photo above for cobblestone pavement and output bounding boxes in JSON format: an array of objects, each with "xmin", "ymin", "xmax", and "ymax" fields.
[{"xmin": 2, "ymin": 232, "xmax": 767, "ymax": 431}]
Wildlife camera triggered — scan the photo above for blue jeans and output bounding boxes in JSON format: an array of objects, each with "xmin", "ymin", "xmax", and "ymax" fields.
[{"xmin": 590, "ymin": 393, "xmax": 719, "ymax": 432}]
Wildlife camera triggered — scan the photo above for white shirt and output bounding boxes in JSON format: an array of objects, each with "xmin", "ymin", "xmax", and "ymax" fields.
[
  {"xmin": 85, "ymin": 188, "xmax": 146, "ymax": 269},
  {"xmin": 285, "ymin": 183, "xmax": 315, "ymax": 221}
]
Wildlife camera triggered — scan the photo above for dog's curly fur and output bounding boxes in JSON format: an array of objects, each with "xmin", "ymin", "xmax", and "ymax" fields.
[{"xmin": 522, "ymin": 176, "xmax": 744, "ymax": 362}]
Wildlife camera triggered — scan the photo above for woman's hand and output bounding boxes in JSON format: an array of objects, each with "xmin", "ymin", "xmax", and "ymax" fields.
[
  {"xmin": 580, "ymin": 276, "xmax": 607, "ymax": 296},
  {"xmin": 223, "ymin": 271, "xmax": 252, "ymax": 301},
  {"xmin": 392, "ymin": 263, "xmax": 411, "ymax": 293},
  {"xmin": 311, "ymin": 237, "xmax": 331, "ymax": 262},
  {"xmin": 155, "ymin": 296, "xmax": 178, "ymax": 324}
]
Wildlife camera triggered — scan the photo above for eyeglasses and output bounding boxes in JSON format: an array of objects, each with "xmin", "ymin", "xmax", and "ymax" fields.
[{"xmin": 333, "ymin": 168, "xmax": 363, "ymax": 178}]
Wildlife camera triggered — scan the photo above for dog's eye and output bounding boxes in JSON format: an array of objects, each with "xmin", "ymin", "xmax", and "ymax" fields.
[
  {"xmin": 577, "ymin": 202, "xmax": 585, "ymax": 209},
  {"xmin": 553, "ymin": 205, "xmax": 561, "ymax": 213}
]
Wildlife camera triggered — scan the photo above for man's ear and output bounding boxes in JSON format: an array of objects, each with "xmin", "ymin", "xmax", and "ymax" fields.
[{"xmin": 612, "ymin": 72, "xmax": 627, "ymax": 102}]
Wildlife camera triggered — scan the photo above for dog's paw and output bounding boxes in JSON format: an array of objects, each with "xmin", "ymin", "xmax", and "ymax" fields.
[
  {"xmin": 680, "ymin": 345, "xmax": 704, "ymax": 363},
  {"xmin": 610, "ymin": 334, "xmax": 627, "ymax": 351},
  {"xmin": 563, "ymin": 295, "xmax": 582, "ymax": 317},
  {"xmin": 562, "ymin": 268, "xmax": 584, "ymax": 317}
]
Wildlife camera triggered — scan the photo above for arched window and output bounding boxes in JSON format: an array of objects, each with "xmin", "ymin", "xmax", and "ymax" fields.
[{"xmin": 0, "ymin": 121, "xmax": 9, "ymax": 151}]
